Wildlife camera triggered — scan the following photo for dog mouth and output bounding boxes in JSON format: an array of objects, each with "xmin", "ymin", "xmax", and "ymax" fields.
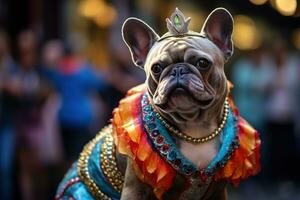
[{"xmin": 166, "ymin": 85, "xmax": 214, "ymax": 109}]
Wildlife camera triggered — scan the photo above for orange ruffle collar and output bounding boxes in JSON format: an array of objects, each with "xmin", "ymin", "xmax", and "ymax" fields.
[{"xmin": 112, "ymin": 84, "xmax": 261, "ymax": 199}]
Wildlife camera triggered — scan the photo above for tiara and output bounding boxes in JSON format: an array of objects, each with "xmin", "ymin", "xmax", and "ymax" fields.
[{"xmin": 158, "ymin": 8, "xmax": 205, "ymax": 42}]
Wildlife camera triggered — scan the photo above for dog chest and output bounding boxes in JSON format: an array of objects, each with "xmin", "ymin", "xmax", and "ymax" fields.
[{"xmin": 179, "ymin": 138, "xmax": 220, "ymax": 169}]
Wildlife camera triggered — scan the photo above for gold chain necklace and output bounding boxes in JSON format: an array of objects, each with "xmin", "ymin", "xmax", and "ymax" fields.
[{"xmin": 154, "ymin": 98, "xmax": 230, "ymax": 144}]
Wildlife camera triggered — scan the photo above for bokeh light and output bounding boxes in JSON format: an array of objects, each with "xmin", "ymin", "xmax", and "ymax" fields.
[
  {"xmin": 275, "ymin": 0, "xmax": 297, "ymax": 16},
  {"xmin": 249, "ymin": 0, "xmax": 268, "ymax": 6},
  {"xmin": 78, "ymin": 0, "xmax": 117, "ymax": 27},
  {"xmin": 78, "ymin": 0, "xmax": 105, "ymax": 18},
  {"xmin": 93, "ymin": 5, "xmax": 117, "ymax": 27},
  {"xmin": 233, "ymin": 15, "xmax": 261, "ymax": 50}
]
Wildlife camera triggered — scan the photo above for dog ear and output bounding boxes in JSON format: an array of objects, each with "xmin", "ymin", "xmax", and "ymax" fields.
[
  {"xmin": 201, "ymin": 8, "xmax": 234, "ymax": 61},
  {"xmin": 122, "ymin": 18, "xmax": 159, "ymax": 68}
]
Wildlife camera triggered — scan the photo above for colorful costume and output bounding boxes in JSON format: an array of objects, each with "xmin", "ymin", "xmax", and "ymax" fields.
[{"xmin": 56, "ymin": 84, "xmax": 261, "ymax": 200}]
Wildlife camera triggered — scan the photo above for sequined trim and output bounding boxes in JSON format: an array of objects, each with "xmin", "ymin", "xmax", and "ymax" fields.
[
  {"xmin": 77, "ymin": 125, "xmax": 112, "ymax": 200},
  {"xmin": 141, "ymin": 94, "xmax": 197, "ymax": 176},
  {"xmin": 100, "ymin": 131, "xmax": 124, "ymax": 192},
  {"xmin": 140, "ymin": 93, "xmax": 239, "ymax": 179},
  {"xmin": 55, "ymin": 177, "xmax": 80, "ymax": 200},
  {"xmin": 204, "ymin": 111, "xmax": 239, "ymax": 176}
]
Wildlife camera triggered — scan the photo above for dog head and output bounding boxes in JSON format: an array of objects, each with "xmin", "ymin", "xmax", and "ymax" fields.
[{"xmin": 122, "ymin": 8, "xmax": 233, "ymax": 125}]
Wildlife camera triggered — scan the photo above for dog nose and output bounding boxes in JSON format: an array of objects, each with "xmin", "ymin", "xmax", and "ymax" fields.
[{"xmin": 170, "ymin": 65, "xmax": 189, "ymax": 77}]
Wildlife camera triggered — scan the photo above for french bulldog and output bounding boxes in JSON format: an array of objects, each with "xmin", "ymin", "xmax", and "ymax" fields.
[
  {"xmin": 56, "ymin": 7, "xmax": 260, "ymax": 200},
  {"xmin": 120, "ymin": 7, "xmax": 232, "ymax": 200}
]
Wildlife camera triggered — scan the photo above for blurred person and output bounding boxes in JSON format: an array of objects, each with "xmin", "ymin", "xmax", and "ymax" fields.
[
  {"xmin": 232, "ymin": 48, "xmax": 268, "ymax": 132},
  {"xmin": 39, "ymin": 40, "xmax": 67, "ymax": 198},
  {"xmin": 42, "ymin": 40, "xmax": 64, "ymax": 68},
  {"xmin": 0, "ymin": 29, "xmax": 18, "ymax": 200},
  {"xmin": 107, "ymin": 43, "xmax": 145, "ymax": 91},
  {"xmin": 98, "ymin": 2, "xmax": 145, "ymax": 118},
  {"xmin": 263, "ymin": 39, "xmax": 299, "ymax": 182},
  {"xmin": 103, "ymin": 41, "xmax": 145, "ymax": 113},
  {"xmin": 231, "ymin": 48, "xmax": 270, "ymax": 181},
  {"xmin": 15, "ymin": 30, "xmax": 53, "ymax": 200},
  {"xmin": 42, "ymin": 43, "xmax": 108, "ymax": 165}
]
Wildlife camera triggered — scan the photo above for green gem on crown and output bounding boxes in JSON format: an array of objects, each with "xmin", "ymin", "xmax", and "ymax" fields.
[{"xmin": 174, "ymin": 15, "xmax": 181, "ymax": 26}]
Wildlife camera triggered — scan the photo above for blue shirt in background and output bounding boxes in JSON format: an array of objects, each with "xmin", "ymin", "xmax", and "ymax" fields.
[{"xmin": 44, "ymin": 60, "xmax": 107, "ymax": 128}]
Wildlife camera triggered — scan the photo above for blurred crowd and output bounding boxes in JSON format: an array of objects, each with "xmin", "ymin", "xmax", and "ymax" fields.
[
  {"xmin": 231, "ymin": 37, "xmax": 300, "ymax": 197},
  {"xmin": 0, "ymin": 29, "xmax": 145, "ymax": 200},
  {"xmin": 0, "ymin": 22, "xmax": 300, "ymax": 200}
]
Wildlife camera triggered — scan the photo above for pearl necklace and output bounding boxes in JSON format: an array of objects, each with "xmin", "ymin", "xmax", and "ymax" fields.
[{"xmin": 154, "ymin": 98, "xmax": 230, "ymax": 144}]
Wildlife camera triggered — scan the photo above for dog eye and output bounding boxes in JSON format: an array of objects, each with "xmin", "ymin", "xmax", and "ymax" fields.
[
  {"xmin": 196, "ymin": 58, "xmax": 211, "ymax": 70},
  {"xmin": 151, "ymin": 64, "xmax": 162, "ymax": 74}
]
